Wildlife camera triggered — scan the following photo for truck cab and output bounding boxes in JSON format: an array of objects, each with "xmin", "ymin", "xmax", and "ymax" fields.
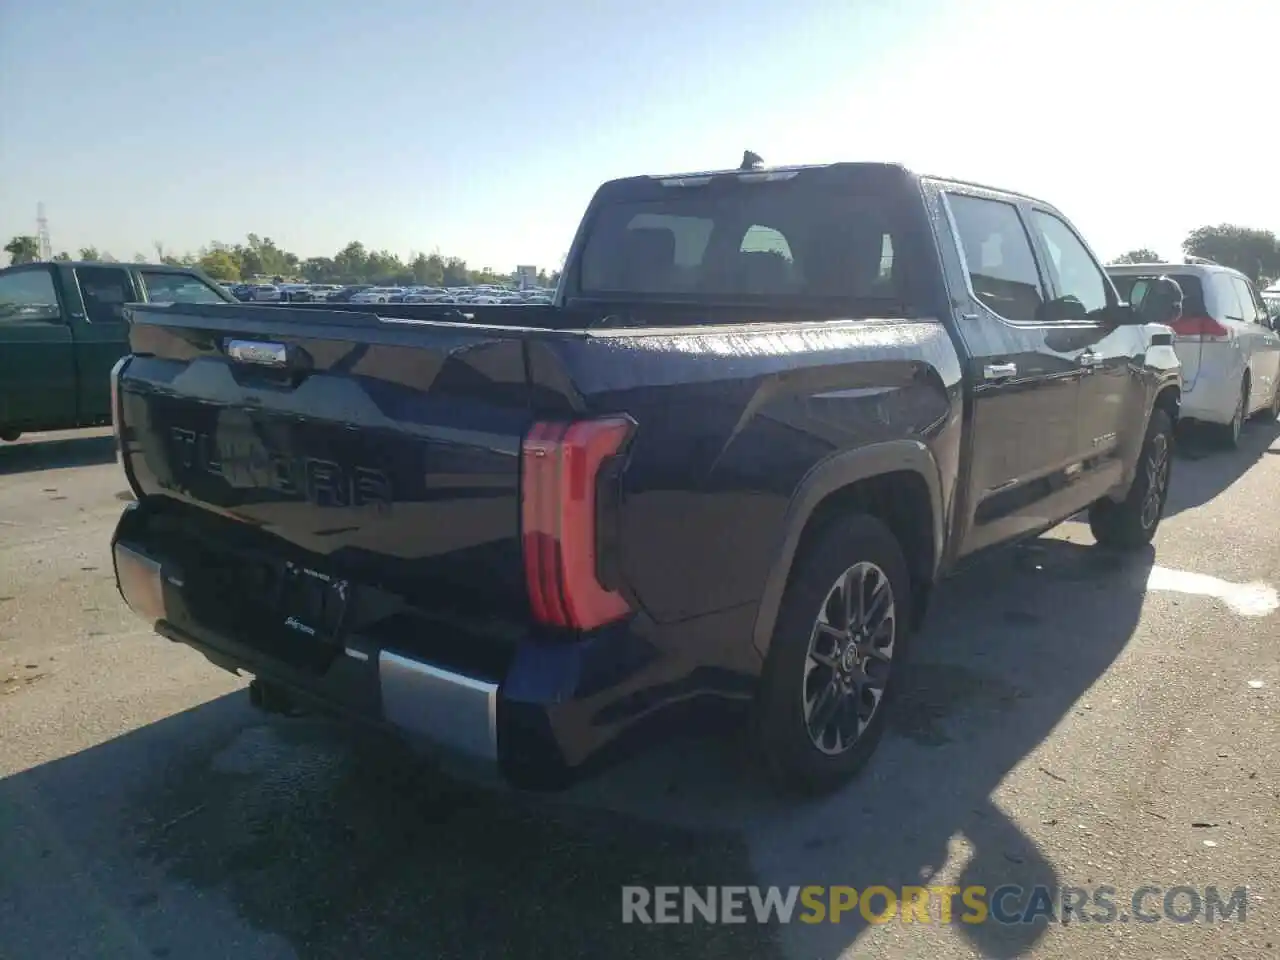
[{"xmin": 0, "ymin": 260, "xmax": 233, "ymax": 441}]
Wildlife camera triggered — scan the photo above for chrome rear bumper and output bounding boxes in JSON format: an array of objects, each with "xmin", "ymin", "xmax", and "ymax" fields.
[
  {"xmin": 379, "ymin": 652, "xmax": 498, "ymax": 763},
  {"xmin": 113, "ymin": 541, "xmax": 168, "ymax": 625},
  {"xmin": 112, "ymin": 539, "xmax": 499, "ymax": 764}
]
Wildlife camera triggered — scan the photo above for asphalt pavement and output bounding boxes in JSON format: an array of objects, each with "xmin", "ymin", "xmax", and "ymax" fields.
[{"xmin": 0, "ymin": 424, "xmax": 1277, "ymax": 960}]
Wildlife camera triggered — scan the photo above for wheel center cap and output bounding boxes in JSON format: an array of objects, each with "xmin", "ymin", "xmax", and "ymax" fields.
[{"xmin": 840, "ymin": 643, "xmax": 860, "ymax": 673}]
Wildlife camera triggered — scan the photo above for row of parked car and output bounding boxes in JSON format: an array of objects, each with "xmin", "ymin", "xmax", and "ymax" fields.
[{"xmin": 223, "ymin": 281, "xmax": 557, "ymax": 306}]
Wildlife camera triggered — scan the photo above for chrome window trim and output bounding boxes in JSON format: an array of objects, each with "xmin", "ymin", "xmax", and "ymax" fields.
[{"xmin": 939, "ymin": 190, "xmax": 1045, "ymax": 328}]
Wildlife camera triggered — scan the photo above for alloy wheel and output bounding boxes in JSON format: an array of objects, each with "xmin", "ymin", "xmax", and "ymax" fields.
[
  {"xmin": 1140, "ymin": 432, "xmax": 1170, "ymax": 529},
  {"xmin": 802, "ymin": 561, "xmax": 896, "ymax": 756}
]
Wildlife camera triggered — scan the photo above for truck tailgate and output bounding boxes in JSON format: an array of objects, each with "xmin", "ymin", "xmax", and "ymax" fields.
[{"xmin": 117, "ymin": 302, "xmax": 543, "ymax": 618}]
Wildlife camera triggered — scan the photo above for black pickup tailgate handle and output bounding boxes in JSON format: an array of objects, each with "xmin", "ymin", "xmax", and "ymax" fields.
[{"xmin": 224, "ymin": 338, "xmax": 314, "ymax": 381}]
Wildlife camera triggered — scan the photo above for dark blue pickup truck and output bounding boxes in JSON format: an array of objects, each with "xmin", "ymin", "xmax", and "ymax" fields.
[{"xmin": 110, "ymin": 161, "xmax": 1182, "ymax": 794}]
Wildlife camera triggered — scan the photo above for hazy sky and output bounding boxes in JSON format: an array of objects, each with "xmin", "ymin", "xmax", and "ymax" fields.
[{"xmin": 2, "ymin": 0, "xmax": 1275, "ymax": 272}]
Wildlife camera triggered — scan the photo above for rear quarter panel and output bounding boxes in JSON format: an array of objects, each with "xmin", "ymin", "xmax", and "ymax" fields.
[
  {"xmin": 549, "ymin": 318, "xmax": 964, "ymax": 625},
  {"xmin": 1187, "ymin": 338, "xmax": 1245, "ymax": 423}
]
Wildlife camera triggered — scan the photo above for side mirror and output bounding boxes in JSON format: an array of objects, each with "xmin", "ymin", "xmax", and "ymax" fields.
[
  {"xmin": 1128, "ymin": 275, "xmax": 1183, "ymax": 327},
  {"xmin": 1038, "ymin": 295, "xmax": 1089, "ymax": 324}
]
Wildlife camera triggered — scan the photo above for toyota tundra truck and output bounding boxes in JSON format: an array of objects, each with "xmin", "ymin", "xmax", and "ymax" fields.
[{"xmin": 109, "ymin": 160, "xmax": 1182, "ymax": 794}]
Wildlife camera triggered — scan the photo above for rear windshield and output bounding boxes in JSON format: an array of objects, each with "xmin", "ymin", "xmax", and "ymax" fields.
[
  {"xmin": 1111, "ymin": 272, "xmax": 1206, "ymax": 316},
  {"xmin": 576, "ymin": 172, "xmax": 917, "ymax": 309}
]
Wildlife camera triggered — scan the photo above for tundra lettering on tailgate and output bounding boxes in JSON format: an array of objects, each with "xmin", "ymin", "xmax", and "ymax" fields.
[{"xmin": 167, "ymin": 426, "xmax": 392, "ymax": 511}]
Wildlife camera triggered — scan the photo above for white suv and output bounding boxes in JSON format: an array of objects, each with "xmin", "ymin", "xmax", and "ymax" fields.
[{"xmin": 1108, "ymin": 260, "xmax": 1280, "ymax": 446}]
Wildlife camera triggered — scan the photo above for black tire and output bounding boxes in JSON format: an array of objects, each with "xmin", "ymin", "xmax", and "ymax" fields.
[
  {"xmin": 1211, "ymin": 377, "xmax": 1248, "ymax": 448},
  {"xmin": 753, "ymin": 513, "xmax": 911, "ymax": 795},
  {"xmin": 1088, "ymin": 408, "xmax": 1174, "ymax": 549}
]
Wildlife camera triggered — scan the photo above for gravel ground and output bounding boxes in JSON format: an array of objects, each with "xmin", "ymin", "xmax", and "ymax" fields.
[{"xmin": 0, "ymin": 424, "xmax": 1277, "ymax": 960}]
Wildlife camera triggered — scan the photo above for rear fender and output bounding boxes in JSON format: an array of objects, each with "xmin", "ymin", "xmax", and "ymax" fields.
[{"xmin": 750, "ymin": 439, "xmax": 944, "ymax": 659}]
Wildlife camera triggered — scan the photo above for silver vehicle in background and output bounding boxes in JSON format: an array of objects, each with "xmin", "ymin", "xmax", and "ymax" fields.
[
  {"xmin": 1264, "ymin": 283, "xmax": 1280, "ymax": 324},
  {"xmin": 1108, "ymin": 260, "xmax": 1280, "ymax": 447},
  {"xmin": 350, "ymin": 286, "xmax": 405, "ymax": 304}
]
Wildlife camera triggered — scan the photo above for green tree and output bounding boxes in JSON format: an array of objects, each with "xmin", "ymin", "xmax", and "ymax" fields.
[
  {"xmin": 4, "ymin": 236, "xmax": 40, "ymax": 265},
  {"xmin": 333, "ymin": 241, "xmax": 369, "ymax": 282},
  {"xmin": 198, "ymin": 249, "xmax": 241, "ymax": 280},
  {"xmin": 78, "ymin": 246, "xmax": 101, "ymax": 261},
  {"xmin": 365, "ymin": 248, "xmax": 408, "ymax": 283},
  {"xmin": 300, "ymin": 256, "xmax": 337, "ymax": 282},
  {"xmin": 52, "ymin": 251, "xmax": 71, "ymax": 261},
  {"xmin": 410, "ymin": 252, "xmax": 446, "ymax": 286},
  {"xmin": 1111, "ymin": 248, "xmax": 1162, "ymax": 264},
  {"xmin": 442, "ymin": 257, "xmax": 471, "ymax": 287},
  {"xmin": 1182, "ymin": 225, "xmax": 1280, "ymax": 285}
]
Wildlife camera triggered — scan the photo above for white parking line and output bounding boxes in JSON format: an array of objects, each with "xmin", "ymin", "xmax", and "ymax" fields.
[{"xmin": 1147, "ymin": 566, "xmax": 1279, "ymax": 617}]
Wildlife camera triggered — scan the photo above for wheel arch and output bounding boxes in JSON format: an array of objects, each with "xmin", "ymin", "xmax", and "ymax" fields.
[
  {"xmin": 1153, "ymin": 381, "xmax": 1181, "ymax": 426},
  {"xmin": 751, "ymin": 440, "xmax": 944, "ymax": 660}
]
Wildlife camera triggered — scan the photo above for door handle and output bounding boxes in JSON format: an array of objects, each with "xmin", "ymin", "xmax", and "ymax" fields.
[{"xmin": 983, "ymin": 363, "xmax": 1018, "ymax": 381}]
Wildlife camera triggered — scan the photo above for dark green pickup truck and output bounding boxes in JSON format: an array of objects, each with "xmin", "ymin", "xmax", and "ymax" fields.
[{"xmin": 0, "ymin": 260, "xmax": 233, "ymax": 441}]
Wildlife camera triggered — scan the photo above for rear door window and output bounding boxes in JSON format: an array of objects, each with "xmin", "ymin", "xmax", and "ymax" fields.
[
  {"xmin": 1212, "ymin": 273, "xmax": 1244, "ymax": 321},
  {"xmin": 0, "ymin": 267, "xmax": 63, "ymax": 323},
  {"xmin": 1228, "ymin": 276, "xmax": 1261, "ymax": 324},
  {"xmin": 945, "ymin": 193, "xmax": 1046, "ymax": 324},
  {"xmin": 74, "ymin": 266, "xmax": 135, "ymax": 323}
]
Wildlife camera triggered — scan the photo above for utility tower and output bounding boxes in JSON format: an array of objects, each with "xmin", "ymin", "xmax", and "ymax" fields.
[{"xmin": 36, "ymin": 203, "xmax": 52, "ymax": 261}]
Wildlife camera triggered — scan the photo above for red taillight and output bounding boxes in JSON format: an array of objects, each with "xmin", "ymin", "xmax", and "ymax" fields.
[
  {"xmin": 521, "ymin": 416, "xmax": 634, "ymax": 630},
  {"xmin": 1169, "ymin": 314, "xmax": 1230, "ymax": 340}
]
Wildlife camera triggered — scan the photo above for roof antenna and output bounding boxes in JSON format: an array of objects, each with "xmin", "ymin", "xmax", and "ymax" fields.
[{"xmin": 740, "ymin": 150, "xmax": 764, "ymax": 171}]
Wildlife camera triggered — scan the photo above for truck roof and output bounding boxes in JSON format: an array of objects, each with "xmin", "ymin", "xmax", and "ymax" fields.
[
  {"xmin": 1106, "ymin": 261, "xmax": 1250, "ymax": 281},
  {"xmin": 609, "ymin": 160, "xmax": 1052, "ymax": 209},
  {"xmin": 920, "ymin": 174, "xmax": 1048, "ymax": 207},
  {"xmin": 624, "ymin": 160, "xmax": 906, "ymax": 182}
]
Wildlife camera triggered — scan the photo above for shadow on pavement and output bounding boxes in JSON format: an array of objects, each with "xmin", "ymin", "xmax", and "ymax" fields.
[
  {"xmin": 1166, "ymin": 419, "xmax": 1280, "ymax": 516},
  {"xmin": 0, "ymin": 532, "xmax": 1152, "ymax": 960},
  {"xmin": 0, "ymin": 698, "xmax": 777, "ymax": 960},
  {"xmin": 0, "ymin": 434, "xmax": 116, "ymax": 476},
  {"xmin": 562, "ymin": 533, "xmax": 1153, "ymax": 959}
]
